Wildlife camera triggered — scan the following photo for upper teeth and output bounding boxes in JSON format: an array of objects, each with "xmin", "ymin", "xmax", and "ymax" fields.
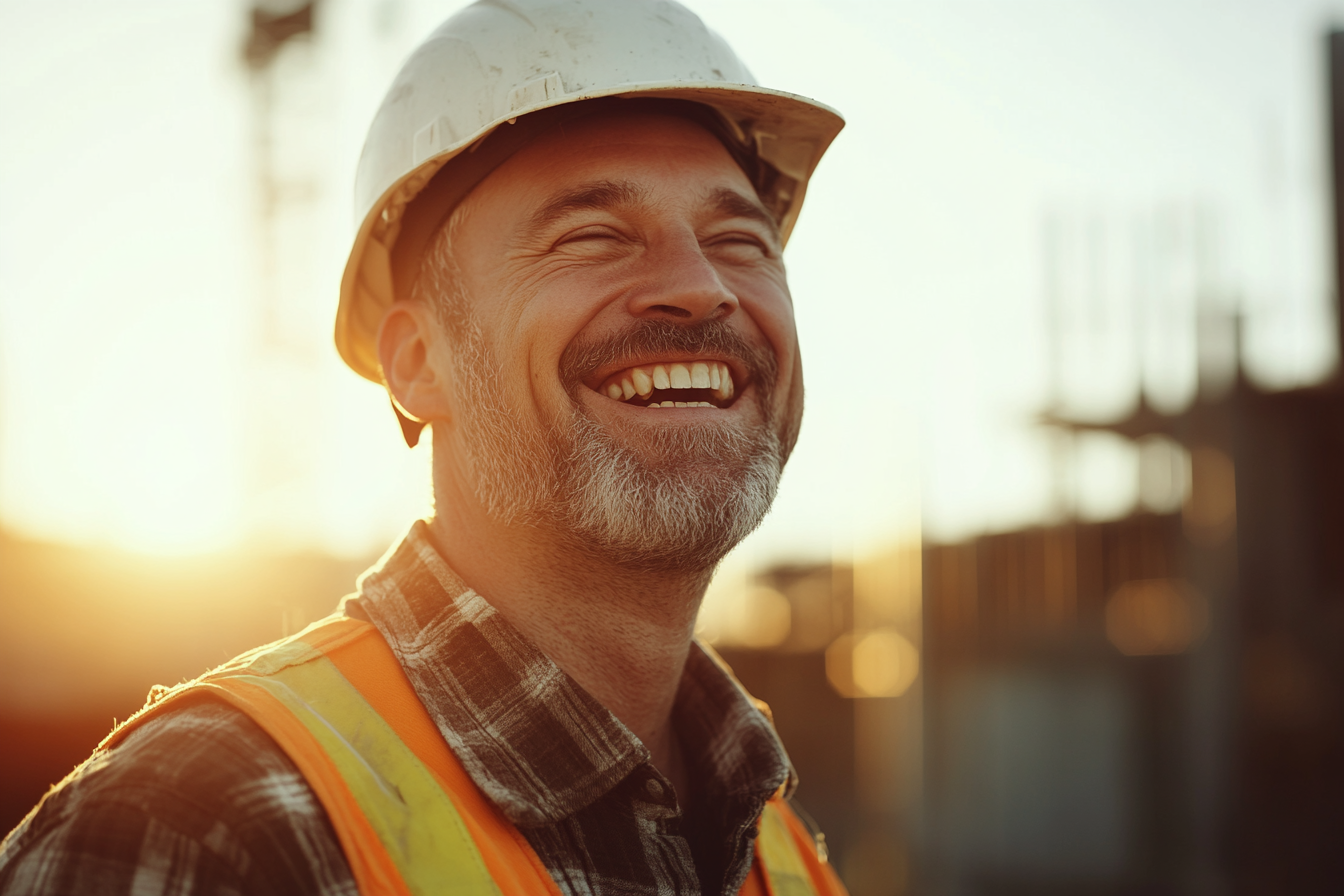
[{"xmin": 601, "ymin": 360, "xmax": 735, "ymax": 406}]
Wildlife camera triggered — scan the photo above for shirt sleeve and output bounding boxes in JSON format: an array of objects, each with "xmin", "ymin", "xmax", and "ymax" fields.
[{"xmin": 0, "ymin": 702, "xmax": 358, "ymax": 896}]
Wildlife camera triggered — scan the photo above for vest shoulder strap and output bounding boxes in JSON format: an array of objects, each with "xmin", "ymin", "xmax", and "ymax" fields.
[
  {"xmin": 755, "ymin": 798, "xmax": 848, "ymax": 895},
  {"xmin": 106, "ymin": 615, "xmax": 558, "ymax": 896}
]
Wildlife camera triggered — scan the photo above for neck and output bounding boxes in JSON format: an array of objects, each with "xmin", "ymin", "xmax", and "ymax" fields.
[{"xmin": 426, "ymin": 478, "xmax": 713, "ymax": 799}]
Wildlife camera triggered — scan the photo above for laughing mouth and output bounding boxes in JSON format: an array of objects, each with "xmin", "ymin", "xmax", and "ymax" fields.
[{"xmin": 596, "ymin": 360, "xmax": 736, "ymax": 409}]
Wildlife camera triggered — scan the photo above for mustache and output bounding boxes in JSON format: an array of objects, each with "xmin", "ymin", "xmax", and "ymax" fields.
[{"xmin": 558, "ymin": 319, "xmax": 777, "ymax": 399}]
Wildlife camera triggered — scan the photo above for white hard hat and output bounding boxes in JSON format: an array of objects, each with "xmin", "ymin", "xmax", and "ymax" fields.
[{"xmin": 336, "ymin": 0, "xmax": 844, "ymax": 383}]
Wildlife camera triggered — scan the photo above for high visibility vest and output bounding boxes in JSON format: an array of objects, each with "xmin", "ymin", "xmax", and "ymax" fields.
[{"xmin": 105, "ymin": 616, "xmax": 847, "ymax": 896}]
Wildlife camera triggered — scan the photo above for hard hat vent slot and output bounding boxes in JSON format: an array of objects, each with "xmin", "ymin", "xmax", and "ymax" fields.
[
  {"xmin": 507, "ymin": 72, "xmax": 564, "ymax": 116},
  {"xmin": 414, "ymin": 116, "xmax": 457, "ymax": 164}
]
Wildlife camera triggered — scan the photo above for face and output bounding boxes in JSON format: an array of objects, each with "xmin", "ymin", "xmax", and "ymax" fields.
[{"xmin": 417, "ymin": 111, "xmax": 804, "ymax": 570}]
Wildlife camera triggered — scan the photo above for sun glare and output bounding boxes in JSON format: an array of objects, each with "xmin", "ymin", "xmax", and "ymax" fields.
[{"xmin": 97, "ymin": 421, "xmax": 243, "ymax": 557}]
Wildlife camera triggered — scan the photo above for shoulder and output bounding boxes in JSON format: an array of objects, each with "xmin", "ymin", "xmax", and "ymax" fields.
[{"xmin": 0, "ymin": 701, "xmax": 357, "ymax": 896}]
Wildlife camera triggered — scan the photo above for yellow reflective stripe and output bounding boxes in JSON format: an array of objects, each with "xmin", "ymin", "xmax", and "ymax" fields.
[
  {"xmin": 224, "ymin": 657, "xmax": 502, "ymax": 896},
  {"xmin": 758, "ymin": 803, "xmax": 820, "ymax": 896}
]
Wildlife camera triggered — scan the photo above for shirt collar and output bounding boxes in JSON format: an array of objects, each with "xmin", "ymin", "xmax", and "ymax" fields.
[{"xmin": 347, "ymin": 520, "xmax": 795, "ymax": 827}]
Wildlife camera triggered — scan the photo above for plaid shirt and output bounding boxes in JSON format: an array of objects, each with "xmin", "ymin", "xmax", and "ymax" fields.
[{"xmin": 0, "ymin": 522, "xmax": 800, "ymax": 895}]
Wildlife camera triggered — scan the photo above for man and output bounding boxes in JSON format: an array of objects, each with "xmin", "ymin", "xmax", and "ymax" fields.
[{"xmin": 0, "ymin": 1, "xmax": 845, "ymax": 893}]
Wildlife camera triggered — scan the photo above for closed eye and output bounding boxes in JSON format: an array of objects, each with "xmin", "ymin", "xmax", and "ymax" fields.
[
  {"xmin": 556, "ymin": 226, "xmax": 624, "ymax": 246},
  {"xmin": 706, "ymin": 232, "xmax": 773, "ymax": 260}
]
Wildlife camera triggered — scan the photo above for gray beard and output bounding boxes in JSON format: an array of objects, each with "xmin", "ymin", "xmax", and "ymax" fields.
[
  {"xmin": 553, "ymin": 405, "xmax": 782, "ymax": 571},
  {"xmin": 446, "ymin": 317, "xmax": 784, "ymax": 572}
]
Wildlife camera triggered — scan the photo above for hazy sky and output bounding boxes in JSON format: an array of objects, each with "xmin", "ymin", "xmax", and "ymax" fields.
[{"xmin": 0, "ymin": 0, "xmax": 1339, "ymax": 563}]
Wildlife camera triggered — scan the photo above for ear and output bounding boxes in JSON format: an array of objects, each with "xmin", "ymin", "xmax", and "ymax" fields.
[{"xmin": 377, "ymin": 300, "xmax": 455, "ymax": 424}]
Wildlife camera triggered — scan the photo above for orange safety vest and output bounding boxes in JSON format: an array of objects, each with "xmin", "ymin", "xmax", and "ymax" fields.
[{"xmin": 104, "ymin": 616, "xmax": 848, "ymax": 896}]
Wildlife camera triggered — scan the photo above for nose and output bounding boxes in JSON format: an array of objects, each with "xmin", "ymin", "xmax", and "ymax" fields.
[{"xmin": 625, "ymin": 234, "xmax": 739, "ymax": 322}]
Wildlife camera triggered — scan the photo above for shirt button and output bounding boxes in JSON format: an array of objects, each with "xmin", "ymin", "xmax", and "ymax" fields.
[{"xmin": 645, "ymin": 778, "xmax": 664, "ymax": 799}]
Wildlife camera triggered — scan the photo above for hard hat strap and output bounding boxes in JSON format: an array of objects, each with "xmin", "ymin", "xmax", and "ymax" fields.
[{"xmin": 390, "ymin": 396, "xmax": 426, "ymax": 448}]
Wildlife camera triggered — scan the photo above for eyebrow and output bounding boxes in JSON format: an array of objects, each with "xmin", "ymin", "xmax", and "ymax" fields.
[
  {"xmin": 522, "ymin": 180, "xmax": 648, "ymax": 241},
  {"xmin": 707, "ymin": 187, "xmax": 782, "ymax": 245}
]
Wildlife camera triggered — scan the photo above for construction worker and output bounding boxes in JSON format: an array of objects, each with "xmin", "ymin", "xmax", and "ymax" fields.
[{"xmin": 0, "ymin": 0, "xmax": 845, "ymax": 893}]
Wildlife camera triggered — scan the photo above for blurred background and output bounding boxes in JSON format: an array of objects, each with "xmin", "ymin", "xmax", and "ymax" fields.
[{"xmin": 2, "ymin": 0, "xmax": 1342, "ymax": 893}]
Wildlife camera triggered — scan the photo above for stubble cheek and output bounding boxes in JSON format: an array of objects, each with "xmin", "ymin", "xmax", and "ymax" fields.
[
  {"xmin": 778, "ymin": 350, "xmax": 805, "ymax": 464},
  {"xmin": 745, "ymin": 283, "xmax": 802, "ymax": 460}
]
